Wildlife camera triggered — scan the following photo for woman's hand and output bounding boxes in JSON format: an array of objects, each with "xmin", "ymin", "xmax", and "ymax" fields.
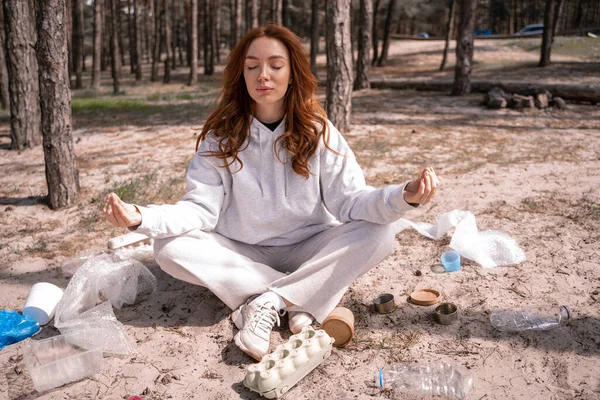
[
  {"xmin": 403, "ymin": 167, "xmax": 439, "ymax": 205},
  {"xmin": 103, "ymin": 192, "xmax": 142, "ymax": 228}
]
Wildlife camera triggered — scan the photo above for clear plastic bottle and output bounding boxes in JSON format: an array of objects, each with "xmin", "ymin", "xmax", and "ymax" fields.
[
  {"xmin": 375, "ymin": 362, "xmax": 473, "ymax": 400},
  {"xmin": 490, "ymin": 305, "xmax": 570, "ymax": 332}
]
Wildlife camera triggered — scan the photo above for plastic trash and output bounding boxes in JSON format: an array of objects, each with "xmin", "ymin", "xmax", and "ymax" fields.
[
  {"xmin": 490, "ymin": 305, "xmax": 570, "ymax": 332},
  {"xmin": 54, "ymin": 252, "xmax": 157, "ymax": 354},
  {"xmin": 0, "ymin": 310, "xmax": 40, "ymax": 351},
  {"xmin": 393, "ymin": 210, "xmax": 526, "ymax": 268},
  {"xmin": 375, "ymin": 362, "xmax": 473, "ymax": 400},
  {"xmin": 24, "ymin": 330, "xmax": 103, "ymax": 392}
]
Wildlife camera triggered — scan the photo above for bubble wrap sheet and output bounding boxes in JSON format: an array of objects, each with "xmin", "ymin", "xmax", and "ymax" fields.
[
  {"xmin": 54, "ymin": 252, "xmax": 157, "ymax": 354},
  {"xmin": 393, "ymin": 210, "xmax": 526, "ymax": 268}
]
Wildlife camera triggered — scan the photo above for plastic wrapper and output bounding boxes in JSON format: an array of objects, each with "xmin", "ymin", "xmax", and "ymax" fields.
[
  {"xmin": 0, "ymin": 310, "xmax": 40, "ymax": 350},
  {"xmin": 393, "ymin": 210, "xmax": 526, "ymax": 268},
  {"xmin": 53, "ymin": 253, "xmax": 157, "ymax": 354}
]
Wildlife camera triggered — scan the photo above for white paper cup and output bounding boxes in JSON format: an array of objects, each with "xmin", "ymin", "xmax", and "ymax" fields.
[{"xmin": 23, "ymin": 282, "xmax": 64, "ymax": 325}]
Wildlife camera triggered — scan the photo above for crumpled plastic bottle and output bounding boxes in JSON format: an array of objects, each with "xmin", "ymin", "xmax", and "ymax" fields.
[
  {"xmin": 490, "ymin": 305, "xmax": 571, "ymax": 332},
  {"xmin": 375, "ymin": 362, "xmax": 473, "ymax": 400},
  {"xmin": 0, "ymin": 310, "xmax": 40, "ymax": 350}
]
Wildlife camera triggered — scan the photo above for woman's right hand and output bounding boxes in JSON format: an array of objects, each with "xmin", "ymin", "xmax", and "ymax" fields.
[{"xmin": 103, "ymin": 192, "xmax": 142, "ymax": 228}]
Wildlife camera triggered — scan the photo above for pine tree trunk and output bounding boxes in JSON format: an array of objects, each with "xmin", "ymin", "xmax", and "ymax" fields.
[
  {"xmin": 3, "ymin": 0, "xmax": 42, "ymax": 149},
  {"xmin": 109, "ymin": 0, "xmax": 121, "ymax": 93},
  {"xmin": 310, "ymin": 0, "xmax": 319, "ymax": 75},
  {"xmin": 235, "ymin": 0, "xmax": 242, "ymax": 42},
  {"xmin": 101, "ymin": 2, "xmax": 110, "ymax": 71},
  {"xmin": 118, "ymin": 0, "xmax": 126, "ymax": 66},
  {"xmin": 354, "ymin": 0, "xmax": 372, "ymax": 90},
  {"xmin": 92, "ymin": 0, "xmax": 103, "ymax": 89},
  {"xmin": 552, "ymin": 0, "xmax": 564, "ymax": 36},
  {"xmin": 371, "ymin": 0, "xmax": 380, "ymax": 65},
  {"xmin": 163, "ymin": 0, "xmax": 173, "ymax": 82},
  {"xmin": 72, "ymin": 0, "xmax": 84, "ymax": 88},
  {"xmin": 204, "ymin": 0, "xmax": 212, "ymax": 74},
  {"xmin": 272, "ymin": 0, "xmax": 282, "ymax": 24},
  {"xmin": 440, "ymin": 0, "xmax": 456, "ymax": 71},
  {"xmin": 539, "ymin": 0, "xmax": 557, "ymax": 67},
  {"xmin": 189, "ymin": 0, "xmax": 198, "ymax": 84},
  {"xmin": 452, "ymin": 0, "xmax": 477, "ymax": 95},
  {"xmin": 128, "ymin": 0, "xmax": 135, "ymax": 73},
  {"xmin": 282, "ymin": 0, "xmax": 289, "ymax": 27},
  {"xmin": 36, "ymin": 0, "xmax": 80, "ymax": 209},
  {"xmin": 66, "ymin": 0, "xmax": 74, "ymax": 85},
  {"xmin": 151, "ymin": 0, "xmax": 160, "ymax": 81},
  {"xmin": 258, "ymin": 0, "xmax": 264, "ymax": 26},
  {"xmin": 251, "ymin": 0, "xmax": 259, "ymax": 28},
  {"xmin": 377, "ymin": 0, "xmax": 397, "ymax": 66},
  {"xmin": 325, "ymin": 0, "xmax": 352, "ymax": 133},
  {"xmin": 213, "ymin": 0, "xmax": 220, "ymax": 63},
  {"xmin": 134, "ymin": 0, "xmax": 143, "ymax": 79},
  {"xmin": 0, "ymin": 4, "xmax": 10, "ymax": 109}
]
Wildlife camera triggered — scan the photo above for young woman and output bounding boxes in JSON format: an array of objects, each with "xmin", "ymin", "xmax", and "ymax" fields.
[{"xmin": 103, "ymin": 25, "xmax": 438, "ymax": 360}]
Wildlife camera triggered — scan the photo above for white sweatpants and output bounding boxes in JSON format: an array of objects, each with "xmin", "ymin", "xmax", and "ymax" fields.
[{"xmin": 153, "ymin": 221, "xmax": 396, "ymax": 323}]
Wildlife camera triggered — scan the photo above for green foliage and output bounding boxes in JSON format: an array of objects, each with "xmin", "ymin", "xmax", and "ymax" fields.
[{"xmin": 72, "ymin": 97, "xmax": 149, "ymax": 113}]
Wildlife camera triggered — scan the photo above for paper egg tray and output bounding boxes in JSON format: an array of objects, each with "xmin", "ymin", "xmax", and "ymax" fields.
[{"xmin": 243, "ymin": 326, "xmax": 334, "ymax": 399}]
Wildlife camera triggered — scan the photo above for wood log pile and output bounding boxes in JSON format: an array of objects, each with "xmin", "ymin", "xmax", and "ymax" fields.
[{"xmin": 484, "ymin": 86, "xmax": 567, "ymax": 110}]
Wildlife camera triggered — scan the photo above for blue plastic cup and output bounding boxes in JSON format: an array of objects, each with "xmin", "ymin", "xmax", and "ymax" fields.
[{"xmin": 441, "ymin": 251, "xmax": 461, "ymax": 272}]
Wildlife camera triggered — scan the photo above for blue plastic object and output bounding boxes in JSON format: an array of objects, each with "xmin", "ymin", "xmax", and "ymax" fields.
[
  {"xmin": 441, "ymin": 251, "xmax": 461, "ymax": 272},
  {"xmin": 0, "ymin": 310, "xmax": 40, "ymax": 350}
]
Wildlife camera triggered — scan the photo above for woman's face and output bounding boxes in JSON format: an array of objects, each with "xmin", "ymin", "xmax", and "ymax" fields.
[{"xmin": 243, "ymin": 37, "xmax": 291, "ymax": 122}]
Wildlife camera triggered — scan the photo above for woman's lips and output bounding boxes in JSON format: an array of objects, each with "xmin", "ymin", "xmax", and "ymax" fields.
[{"xmin": 256, "ymin": 87, "xmax": 273, "ymax": 94}]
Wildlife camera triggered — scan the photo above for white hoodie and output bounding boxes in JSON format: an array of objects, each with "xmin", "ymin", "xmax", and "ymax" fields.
[{"xmin": 135, "ymin": 118, "xmax": 415, "ymax": 246}]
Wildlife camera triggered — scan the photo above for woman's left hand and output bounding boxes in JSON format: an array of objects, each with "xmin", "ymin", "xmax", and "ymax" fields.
[{"xmin": 403, "ymin": 167, "xmax": 439, "ymax": 205}]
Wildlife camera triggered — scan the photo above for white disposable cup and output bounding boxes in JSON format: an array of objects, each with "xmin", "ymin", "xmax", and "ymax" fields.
[{"xmin": 23, "ymin": 282, "xmax": 64, "ymax": 325}]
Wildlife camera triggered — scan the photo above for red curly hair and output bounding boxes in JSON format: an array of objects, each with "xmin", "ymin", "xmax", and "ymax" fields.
[{"xmin": 196, "ymin": 25, "xmax": 330, "ymax": 179}]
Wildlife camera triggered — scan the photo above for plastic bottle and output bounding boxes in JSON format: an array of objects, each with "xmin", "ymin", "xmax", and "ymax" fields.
[
  {"xmin": 490, "ymin": 305, "xmax": 570, "ymax": 332},
  {"xmin": 375, "ymin": 362, "xmax": 473, "ymax": 400}
]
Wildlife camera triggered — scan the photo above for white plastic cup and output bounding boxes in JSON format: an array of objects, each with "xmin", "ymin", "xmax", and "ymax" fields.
[{"xmin": 23, "ymin": 282, "xmax": 64, "ymax": 325}]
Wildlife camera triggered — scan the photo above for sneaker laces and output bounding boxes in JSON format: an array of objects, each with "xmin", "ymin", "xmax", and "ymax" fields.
[{"xmin": 248, "ymin": 303, "xmax": 281, "ymax": 336}]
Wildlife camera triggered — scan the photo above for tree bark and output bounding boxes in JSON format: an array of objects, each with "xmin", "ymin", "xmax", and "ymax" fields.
[
  {"xmin": 128, "ymin": 0, "xmax": 135, "ymax": 73},
  {"xmin": 371, "ymin": 0, "xmax": 380, "ymax": 65},
  {"xmin": 36, "ymin": 0, "xmax": 80, "ymax": 209},
  {"xmin": 163, "ymin": 0, "xmax": 173, "ymax": 82},
  {"xmin": 134, "ymin": 0, "xmax": 143, "ymax": 79},
  {"xmin": 213, "ymin": 0, "xmax": 220, "ymax": 63},
  {"xmin": 282, "ymin": 0, "xmax": 289, "ymax": 27},
  {"xmin": 101, "ymin": 0, "xmax": 110, "ymax": 71},
  {"xmin": 271, "ymin": 0, "xmax": 282, "ymax": 25},
  {"xmin": 354, "ymin": 0, "xmax": 372, "ymax": 90},
  {"xmin": 204, "ymin": 0, "xmax": 214, "ymax": 74},
  {"xmin": 377, "ymin": 0, "xmax": 397, "ymax": 66},
  {"xmin": 109, "ymin": 0, "xmax": 121, "ymax": 93},
  {"xmin": 72, "ymin": 0, "xmax": 84, "ymax": 88},
  {"xmin": 251, "ymin": 0, "xmax": 258, "ymax": 29},
  {"xmin": 451, "ymin": 0, "xmax": 477, "ymax": 95},
  {"xmin": 325, "ymin": 0, "xmax": 352, "ymax": 133},
  {"xmin": 310, "ymin": 0, "xmax": 319, "ymax": 76},
  {"xmin": 539, "ymin": 0, "xmax": 557, "ymax": 67},
  {"xmin": 151, "ymin": 0, "xmax": 160, "ymax": 81},
  {"xmin": 117, "ymin": 0, "xmax": 126, "ymax": 66},
  {"xmin": 440, "ymin": 0, "xmax": 456, "ymax": 71},
  {"xmin": 0, "ymin": 3, "xmax": 10, "ymax": 109},
  {"xmin": 188, "ymin": 0, "xmax": 198, "ymax": 84},
  {"xmin": 92, "ymin": 0, "xmax": 103, "ymax": 90},
  {"xmin": 552, "ymin": 0, "xmax": 564, "ymax": 36},
  {"xmin": 3, "ymin": 0, "xmax": 42, "ymax": 149},
  {"xmin": 66, "ymin": 0, "xmax": 74, "ymax": 85}
]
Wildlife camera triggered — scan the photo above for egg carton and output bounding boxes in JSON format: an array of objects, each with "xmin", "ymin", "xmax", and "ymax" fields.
[
  {"xmin": 107, "ymin": 232, "xmax": 152, "ymax": 250},
  {"xmin": 243, "ymin": 326, "xmax": 334, "ymax": 399}
]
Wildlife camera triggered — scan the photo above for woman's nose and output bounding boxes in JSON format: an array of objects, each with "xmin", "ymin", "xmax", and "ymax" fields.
[{"xmin": 258, "ymin": 66, "xmax": 269, "ymax": 81}]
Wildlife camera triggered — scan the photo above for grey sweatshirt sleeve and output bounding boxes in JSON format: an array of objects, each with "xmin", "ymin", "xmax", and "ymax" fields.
[
  {"xmin": 320, "ymin": 121, "xmax": 416, "ymax": 224},
  {"xmin": 133, "ymin": 140, "xmax": 225, "ymax": 239}
]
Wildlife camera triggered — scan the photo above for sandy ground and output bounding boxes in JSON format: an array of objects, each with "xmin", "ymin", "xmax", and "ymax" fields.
[{"xmin": 1, "ymin": 38, "xmax": 599, "ymax": 399}]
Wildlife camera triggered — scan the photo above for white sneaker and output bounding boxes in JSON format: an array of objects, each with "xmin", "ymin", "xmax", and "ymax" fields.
[
  {"xmin": 232, "ymin": 297, "xmax": 281, "ymax": 360},
  {"xmin": 288, "ymin": 311, "xmax": 314, "ymax": 334}
]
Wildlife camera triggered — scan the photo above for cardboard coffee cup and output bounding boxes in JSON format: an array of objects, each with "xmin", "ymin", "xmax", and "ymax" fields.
[
  {"xmin": 23, "ymin": 282, "xmax": 64, "ymax": 325},
  {"xmin": 321, "ymin": 307, "xmax": 355, "ymax": 347}
]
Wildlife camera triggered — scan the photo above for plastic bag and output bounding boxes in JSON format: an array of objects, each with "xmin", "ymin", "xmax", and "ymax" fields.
[
  {"xmin": 54, "ymin": 253, "xmax": 157, "ymax": 354},
  {"xmin": 0, "ymin": 310, "xmax": 40, "ymax": 351},
  {"xmin": 393, "ymin": 210, "xmax": 526, "ymax": 268}
]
